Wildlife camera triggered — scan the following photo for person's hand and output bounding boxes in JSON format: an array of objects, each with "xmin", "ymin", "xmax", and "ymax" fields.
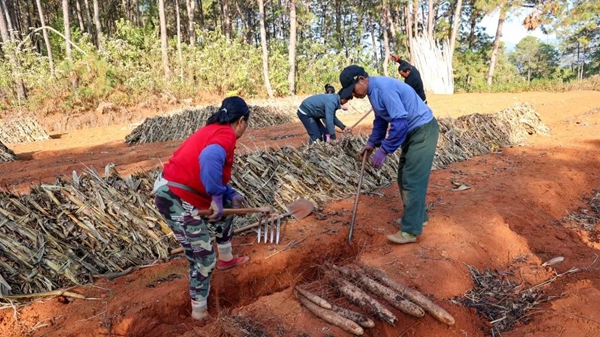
[
  {"xmin": 340, "ymin": 104, "xmax": 349, "ymax": 111},
  {"xmin": 231, "ymin": 192, "xmax": 248, "ymax": 209},
  {"xmin": 371, "ymin": 148, "xmax": 387, "ymax": 169},
  {"xmin": 360, "ymin": 141, "xmax": 375, "ymax": 159},
  {"xmin": 343, "ymin": 127, "xmax": 353, "ymax": 134},
  {"xmin": 325, "ymin": 134, "xmax": 331, "ymax": 142},
  {"xmin": 208, "ymin": 195, "xmax": 224, "ymax": 222}
]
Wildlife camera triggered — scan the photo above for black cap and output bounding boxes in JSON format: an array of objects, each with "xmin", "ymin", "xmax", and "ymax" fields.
[
  {"xmin": 324, "ymin": 83, "xmax": 335, "ymax": 94},
  {"xmin": 338, "ymin": 65, "xmax": 367, "ymax": 100}
]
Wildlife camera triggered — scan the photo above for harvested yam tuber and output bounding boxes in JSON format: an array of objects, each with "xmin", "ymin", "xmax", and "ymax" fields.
[
  {"xmin": 357, "ymin": 262, "xmax": 455, "ymax": 326},
  {"xmin": 328, "ymin": 272, "xmax": 397, "ymax": 325},
  {"xmin": 332, "ymin": 305, "xmax": 375, "ymax": 328},
  {"xmin": 298, "ymin": 295, "xmax": 364, "ymax": 335},
  {"xmin": 335, "ymin": 265, "xmax": 425, "ymax": 318},
  {"xmin": 296, "ymin": 286, "xmax": 333, "ymax": 309}
]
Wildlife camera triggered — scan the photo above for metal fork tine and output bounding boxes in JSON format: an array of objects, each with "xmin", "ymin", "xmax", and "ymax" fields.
[
  {"xmin": 257, "ymin": 216, "xmax": 262, "ymax": 243},
  {"xmin": 263, "ymin": 215, "xmax": 268, "ymax": 243},
  {"xmin": 270, "ymin": 216, "xmax": 274, "ymax": 243},
  {"xmin": 275, "ymin": 217, "xmax": 281, "ymax": 244}
]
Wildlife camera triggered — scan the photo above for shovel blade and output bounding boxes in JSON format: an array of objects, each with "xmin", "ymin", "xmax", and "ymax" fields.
[{"xmin": 287, "ymin": 198, "xmax": 314, "ymax": 220}]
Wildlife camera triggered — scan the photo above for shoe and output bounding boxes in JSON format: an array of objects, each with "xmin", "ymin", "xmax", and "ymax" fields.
[
  {"xmin": 395, "ymin": 218, "xmax": 428, "ymax": 227},
  {"xmin": 191, "ymin": 300, "xmax": 209, "ymax": 321},
  {"xmin": 216, "ymin": 255, "xmax": 249, "ymax": 270},
  {"xmin": 387, "ymin": 231, "xmax": 417, "ymax": 244}
]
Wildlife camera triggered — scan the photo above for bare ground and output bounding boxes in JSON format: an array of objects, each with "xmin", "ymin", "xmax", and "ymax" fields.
[{"xmin": 0, "ymin": 91, "xmax": 599, "ymax": 337}]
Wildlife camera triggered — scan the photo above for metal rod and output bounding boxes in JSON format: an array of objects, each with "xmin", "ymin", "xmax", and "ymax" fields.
[{"xmin": 349, "ymin": 153, "xmax": 368, "ymax": 244}]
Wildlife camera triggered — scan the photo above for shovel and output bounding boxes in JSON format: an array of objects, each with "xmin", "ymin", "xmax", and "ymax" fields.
[{"xmin": 234, "ymin": 198, "xmax": 314, "ymax": 234}]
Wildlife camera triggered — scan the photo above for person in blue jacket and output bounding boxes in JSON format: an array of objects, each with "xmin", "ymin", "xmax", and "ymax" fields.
[
  {"xmin": 297, "ymin": 93, "xmax": 351, "ymax": 144},
  {"xmin": 338, "ymin": 65, "xmax": 439, "ymax": 244}
]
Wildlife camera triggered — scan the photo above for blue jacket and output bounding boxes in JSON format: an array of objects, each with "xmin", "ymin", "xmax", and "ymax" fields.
[
  {"xmin": 367, "ymin": 76, "xmax": 433, "ymax": 154},
  {"xmin": 299, "ymin": 94, "xmax": 346, "ymax": 136}
]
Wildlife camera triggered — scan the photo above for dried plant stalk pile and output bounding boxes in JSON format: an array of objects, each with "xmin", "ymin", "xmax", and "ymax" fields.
[
  {"xmin": 0, "ymin": 166, "xmax": 177, "ymax": 296},
  {"xmin": 0, "ymin": 141, "xmax": 17, "ymax": 162},
  {"xmin": 0, "ymin": 117, "xmax": 50, "ymax": 144},
  {"xmin": 434, "ymin": 103, "xmax": 548, "ymax": 168},
  {"xmin": 0, "ymin": 105, "xmax": 547, "ymax": 296},
  {"xmin": 125, "ymin": 105, "xmax": 295, "ymax": 145}
]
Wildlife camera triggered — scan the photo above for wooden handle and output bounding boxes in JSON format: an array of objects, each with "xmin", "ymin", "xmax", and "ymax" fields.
[
  {"xmin": 194, "ymin": 206, "xmax": 273, "ymax": 216},
  {"xmin": 349, "ymin": 109, "xmax": 373, "ymax": 130}
]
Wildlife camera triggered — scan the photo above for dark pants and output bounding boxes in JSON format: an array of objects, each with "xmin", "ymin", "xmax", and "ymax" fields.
[
  {"xmin": 297, "ymin": 111, "xmax": 327, "ymax": 144},
  {"xmin": 398, "ymin": 117, "xmax": 439, "ymax": 236}
]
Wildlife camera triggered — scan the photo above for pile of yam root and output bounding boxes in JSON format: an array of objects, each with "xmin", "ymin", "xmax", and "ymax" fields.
[{"xmin": 296, "ymin": 263, "xmax": 455, "ymax": 335}]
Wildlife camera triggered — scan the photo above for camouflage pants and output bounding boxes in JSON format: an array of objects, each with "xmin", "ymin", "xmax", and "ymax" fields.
[{"xmin": 154, "ymin": 185, "xmax": 234, "ymax": 302}]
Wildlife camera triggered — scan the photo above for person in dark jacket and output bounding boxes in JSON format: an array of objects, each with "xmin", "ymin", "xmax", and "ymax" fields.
[
  {"xmin": 391, "ymin": 55, "xmax": 427, "ymax": 103},
  {"xmin": 297, "ymin": 93, "xmax": 351, "ymax": 144}
]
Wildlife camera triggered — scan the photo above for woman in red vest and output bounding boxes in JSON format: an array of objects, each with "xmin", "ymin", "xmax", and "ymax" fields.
[{"xmin": 154, "ymin": 96, "xmax": 250, "ymax": 321}]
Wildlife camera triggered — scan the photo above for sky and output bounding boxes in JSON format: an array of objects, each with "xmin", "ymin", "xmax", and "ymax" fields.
[{"xmin": 479, "ymin": 8, "xmax": 558, "ymax": 51}]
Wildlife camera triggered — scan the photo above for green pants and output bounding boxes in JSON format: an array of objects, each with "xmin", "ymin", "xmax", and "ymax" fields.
[{"xmin": 398, "ymin": 117, "xmax": 439, "ymax": 236}]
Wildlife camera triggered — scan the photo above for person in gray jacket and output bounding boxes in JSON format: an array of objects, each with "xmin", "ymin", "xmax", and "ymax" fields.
[{"xmin": 297, "ymin": 93, "xmax": 351, "ymax": 144}]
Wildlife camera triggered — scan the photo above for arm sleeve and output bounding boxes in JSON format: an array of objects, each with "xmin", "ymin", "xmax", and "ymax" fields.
[
  {"xmin": 223, "ymin": 185, "xmax": 236, "ymax": 201},
  {"xmin": 367, "ymin": 115, "xmax": 389, "ymax": 147},
  {"xmin": 324, "ymin": 101, "xmax": 337, "ymax": 136},
  {"xmin": 333, "ymin": 115, "xmax": 346, "ymax": 130},
  {"xmin": 199, "ymin": 144, "xmax": 228, "ymax": 196},
  {"xmin": 381, "ymin": 118, "xmax": 408, "ymax": 154}
]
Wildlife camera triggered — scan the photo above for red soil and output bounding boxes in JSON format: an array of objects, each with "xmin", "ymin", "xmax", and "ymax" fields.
[{"xmin": 1, "ymin": 91, "xmax": 599, "ymax": 337}]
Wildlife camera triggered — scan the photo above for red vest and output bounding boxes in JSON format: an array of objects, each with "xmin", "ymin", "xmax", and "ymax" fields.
[{"xmin": 163, "ymin": 124, "xmax": 236, "ymax": 209}]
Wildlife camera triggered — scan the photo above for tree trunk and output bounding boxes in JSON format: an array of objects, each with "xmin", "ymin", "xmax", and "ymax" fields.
[
  {"xmin": 412, "ymin": 0, "xmax": 418, "ymax": 37},
  {"xmin": 288, "ymin": 0, "xmax": 297, "ymax": 94},
  {"xmin": 83, "ymin": 0, "xmax": 93, "ymax": 35},
  {"xmin": 159, "ymin": 0, "xmax": 170, "ymax": 81},
  {"xmin": 257, "ymin": 0, "xmax": 274, "ymax": 98},
  {"xmin": 427, "ymin": 0, "xmax": 434, "ymax": 38},
  {"xmin": 122, "ymin": 0, "xmax": 128, "ymax": 20},
  {"xmin": 467, "ymin": 1, "xmax": 477, "ymax": 49},
  {"xmin": 36, "ymin": 0, "xmax": 55, "ymax": 77},
  {"xmin": 486, "ymin": 5, "xmax": 507, "ymax": 86},
  {"xmin": 368, "ymin": 14, "xmax": 378, "ymax": 66},
  {"xmin": 186, "ymin": 0, "xmax": 196, "ymax": 45},
  {"xmin": 449, "ymin": 0, "xmax": 462, "ymax": 59},
  {"xmin": 74, "ymin": 0, "xmax": 85, "ymax": 32},
  {"xmin": 176, "ymin": 0, "xmax": 184, "ymax": 81},
  {"xmin": 0, "ymin": 0, "xmax": 13, "ymax": 42},
  {"xmin": 385, "ymin": 4, "xmax": 396, "ymax": 46},
  {"xmin": 62, "ymin": 0, "xmax": 72, "ymax": 62},
  {"xmin": 0, "ymin": 2, "xmax": 25, "ymax": 101},
  {"xmin": 92, "ymin": 0, "xmax": 102, "ymax": 50},
  {"xmin": 405, "ymin": 5, "xmax": 414, "ymax": 63},
  {"xmin": 382, "ymin": 3, "xmax": 390, "ymax": 76},
  {"xmin": 133, "ymin": 0, "xmax": 140, "ymax": 25},
  {"xmin": 197, "ymin": 0, "xmax": 204, "ymax": 29},
  {"xmin": 223, "ymin": 0, "xmax": 230, "ymax": 37}
]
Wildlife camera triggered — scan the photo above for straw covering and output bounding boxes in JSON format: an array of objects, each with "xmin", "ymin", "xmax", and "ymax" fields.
[
  {"xmin": 0, "ymin": 104, "xmax": 547, "ymax": 296},
  {"xmin": 0, "ymin": 117, "xmax": 50, "ymax": 144},
  {"xmin": 0, "ymin": 141, "xmax": 17, "ymax": 162}
]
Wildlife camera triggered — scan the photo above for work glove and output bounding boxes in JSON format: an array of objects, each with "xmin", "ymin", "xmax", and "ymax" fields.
[
  {"xmin": 325, "ymin": 134, "xmax": 331, "ymax": 142},
  {"xmin": 340, "ymin": 104, "xmax": 349, "ymax": 111},
  {"xmin": 208, "ymin": 194, "xmax": 224, "ymax": 222},
  {"xmin": 371, "ymin": 148, "xmax": 387, "ymax": 169},
  {"xmin": 231, "ymin": 191, "xmax": 248, "ymax": 209},
  {"xmin": 343, "ymin": 127, "xmax": 353, "ymax": 134},
  {"xmin": 359, "ymin": 141, "xmax": 375, "ymax": 159}
]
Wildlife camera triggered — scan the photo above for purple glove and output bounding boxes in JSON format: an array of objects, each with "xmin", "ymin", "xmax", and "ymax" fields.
[
  {"xmin": 371, "ymin": 148, "xmax": 387, "ymax": 169},
  {"xmin": 230, "ymin": 191, "xmax": 248, "ymax": 209},
  {"xmin": 325, "ymin": 134, "xmax": 331, "ymax": 142},
  {"xmin": 208, "ymin": 194, "xmax": 224, "ymax": 221}
]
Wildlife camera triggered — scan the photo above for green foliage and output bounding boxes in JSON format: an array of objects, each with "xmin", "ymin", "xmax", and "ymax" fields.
[{"xmin": 509, "ymin": 36, "xmax": 560, "ymax": 82}]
